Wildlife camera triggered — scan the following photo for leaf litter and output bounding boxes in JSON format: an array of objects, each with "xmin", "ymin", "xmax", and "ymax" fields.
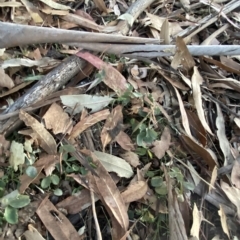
[{"xmin": 0, "ymin": 0, "xmax": 240, "ymax": 239}]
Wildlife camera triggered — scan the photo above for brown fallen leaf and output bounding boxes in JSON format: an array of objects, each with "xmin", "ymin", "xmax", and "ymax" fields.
[
  {"xmin": 186, "ymin": 110, "xmax": 207, "ymax": 147},
  {"xmin": 181, "ymin": 135, "xmax": 218, "ymax": 171},
  {"xmin": 215, "ymin": 103, "xmax": 234, "ymax": 165},
  {"xmin": 171, "ymin": 36, "xmax": 195, "ymax": 73},
  {"xmin": 119, "ymin": 151, "xmax": 140, "ymax": 167},
  {"xmin": 93, "ymin": 0, "xmax": 108, "ymax": 13},
  {"xmin": 76, "ymin": 51, "xmax": 128, "ymax": 96},
  {"xmin": 36, "ymin": 197, "xmax": 81, "ymax": 240},
  {"xmin": 115, "ymin": 131, "xmax": 135, "ymax": 151},
  {"xmin": 56, "ymin": 189, "xmax": 94, "ymax": 214},
  {"xmin": 191, "ymin": 66, "xmax": 213, "ymax": 135},
  {"xmin": 70, "ymin": 109, "xmax": 110, "ymax": 139},
  {"xmin": 19, "ymin": 110, "xmax": 57, "ymax": 154},
  {"xmin": 81, "ymin": 149, "xmax": 129, "ymax": 233},
  {"xmin": 174, "ymin": 87, "xmax": 192, "ymax": 137},
  {"xmin": 101, "ymin": 105, "xmax": 123, "ymax": 150},
  {"xmin": 121, "ymin": 181, "xmax": 148, "ymax": 203},
  {"xmin": 43, "ymin": 103, "xmax": 73, "ymax": 135},
  {"xmin": 151, "ymin": 126, "xmax": 171, "ymax": 159}
]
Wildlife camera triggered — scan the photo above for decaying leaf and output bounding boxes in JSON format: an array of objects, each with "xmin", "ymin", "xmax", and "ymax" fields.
[
  {"xmin": 191, "ymin": 66, "xmax": 213, "ymax": 135},
  {"xmin": 94, "ymin": 151, "xmax": 134, "ymax": 178},
  {"xmin": 121, "ymin": 181, "xmax": 148, "ymax": 203},
  {"xmin": 181, "ymin": 135, "xmax": 218, "ymax": 171},
  {"xmin": 9, "ymin": 141, "xmax": 25, "ymax": 171},
  {"xmin": 76, "ymin": 51, "xmax": 128, "ymax": 95},
  {"xmin": 209, "ymin": 166, "xmax": 218, "ymax": 192},
  {"xmin": 218, "ymin": 205, "xmax": 230, "ymax": 239},
  {"xmin": 151, "ymin": 126, "xmax": 171, "ymax": 159},
  {"xmin": 60, "ymin": 94, "xmax": 113, "ymax": 115},
  {"xmin": 81, "ymin": 149, "xmax": 129, "ymax": 233},
  {"xmin": 70, "ymin": 109, "xmax": 110, "ymax": 139},
  {"xmin": 215, "ymin": 103, "xmax": 234, "ymax": 165},
  {"xmin": 119, "ymin": 151, "xmax": 140, "ymax": 167},
  {"xmin": 190, "ymin": 203, "xmax": 202, "ymax": 240},
  {"xmin": 115, "ymin": 131, "xmax": 135, "ymax": 151},
  {"xmin": 36, "ymin": 197, "xmax": 81, "ymax": 240},
  {"xmin": 160, "ymin": 18, "xmax": 170, "ymax": 44},
  {"xmin": 171, "ymin": 36, "xmax": 195, "ymax": 72},
  {"xmin": 43, "ymin": 103, "xmax": 73, "ymax": 135},
  {"xmin": 19, "ymin": 110, "xmax": 57, "ymax": 154},
  {"xmin": 101, "ymin": 105, "xmax": 123, "ymax": 150}
]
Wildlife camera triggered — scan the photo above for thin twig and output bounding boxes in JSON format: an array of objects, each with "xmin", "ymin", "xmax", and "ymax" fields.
[{"xmin": 90, "ymin": 189, "xmax": 102, "ymax": 240}]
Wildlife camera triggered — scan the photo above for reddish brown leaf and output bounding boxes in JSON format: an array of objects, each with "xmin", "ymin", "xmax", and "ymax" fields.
[{"xmin": 76, "ymin": 51, "xmax": 128, "ymax": 95}]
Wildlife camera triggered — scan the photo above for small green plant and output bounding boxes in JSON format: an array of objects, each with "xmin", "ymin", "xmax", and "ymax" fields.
[{"xmin": 0, "ymin": 190, "xmax": 30, "ymax": 224}]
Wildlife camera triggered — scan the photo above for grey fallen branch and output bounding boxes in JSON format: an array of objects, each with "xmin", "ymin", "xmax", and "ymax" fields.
[
  {"xmin": 0, "ymin": 22, "xmax": 158, "ymax": 49},
  {"xmin": 175, "ymin": 0, "xmax": 240, "ymax": 39},
  {"xmin": 67, "ymin": 43, "xmax": 240, "ymax": 57}
]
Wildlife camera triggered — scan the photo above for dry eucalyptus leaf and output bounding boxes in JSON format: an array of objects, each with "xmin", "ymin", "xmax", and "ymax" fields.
[
  {"xmin": 101, "ymin": 105, "xmax": 123, "ymax": 150},
  {"xmin": 19, "ymin": 110, "xmax": 57, "ymax": 154},
  {"xmin": 218, "ymin": 205, "xmax": 230, "ymax": 239},
  {"xmin": 94, "ymin": 151, "xmax": 133, "ymax": 178},
  {"xmin": 190, "ymin": 203, "xmax": 202, "ymax": 239},
  {"xmin": 60, "ymin": 94, "xmax": 113, "ymax": 115},
  {"xmin": 119, "ymin": 151, "xmax": 140, "ymax": 167},
  {"xmin": 70, "ymin": 109, "xmax": 110, "ymax": 139},
  {"xmin": 221, "ymin": 181, "xmax": 240, "ymax": 219},
  {"xmin": 151, "ymin": 126, "xmax": 171, "ymax": 159},
  {"xmin": 215, "ymin": 103, "xmax": 233, "ymax": 165},
  {"xmin": 121, "ymin": 181, "xmax": 148, "ymax": 203},
  {"xmin": 231, "ymin": 159, "xmax": 240, "ymax": 189},
  {"xmin": 192, "ymin": 66, "xmax": 213, "ymax": 135},
  {"xmin": 171, "ymin": 36, "xmax": 195, "ymax": 72},
  {"xmin": 160, "ymin": 18, "xmax": 170, "ymax": 44},
  {"xmin": 115, "ymin": 131, "xmax": 135, "ymax": 151}
]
